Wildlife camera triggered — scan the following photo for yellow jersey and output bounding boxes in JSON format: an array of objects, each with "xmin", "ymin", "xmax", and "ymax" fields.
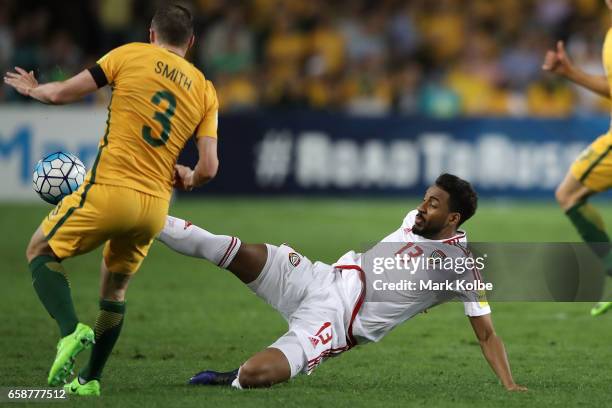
[
  {"xmin": 604, "ymin": 28, "xmax": 612, "ymax": 101},
  {"xmin": 88, "ymin": 42, "xmax": 218, "ymax": 201}
]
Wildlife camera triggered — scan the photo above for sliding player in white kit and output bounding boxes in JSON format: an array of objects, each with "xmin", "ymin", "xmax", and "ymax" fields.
[{"xmin": 158, "ymin": 174, "xmax": 526, "ymax": 391}]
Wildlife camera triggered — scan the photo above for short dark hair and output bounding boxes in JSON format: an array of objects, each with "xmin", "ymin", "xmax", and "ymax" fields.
[
  {"xmin": 151, "ymin": 4, "xmax": 194, "ymax": 47},
  {"xmin": 435, "ymin": 173, "xmax": 478, "ymax": 226}
]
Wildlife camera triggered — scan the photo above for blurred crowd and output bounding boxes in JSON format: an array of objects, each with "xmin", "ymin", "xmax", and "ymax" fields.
[{"xmin": 1, "ymin": 0, "xmax": 612, "ymax": 117}]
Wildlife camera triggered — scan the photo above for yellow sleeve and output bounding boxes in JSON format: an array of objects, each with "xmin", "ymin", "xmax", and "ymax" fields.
[
  {"xmin": 195, "ymin": 80, "xmax": 219, "ymax": 139},
  {"xmin": 96, "ymin": 44, "xmax": 131, "ymax": 84}
]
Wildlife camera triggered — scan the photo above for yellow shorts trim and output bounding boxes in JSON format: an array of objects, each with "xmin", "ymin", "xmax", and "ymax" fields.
[
  {"xmin": 570, "ymin": 133, "xmax": 612, "ymax": 192},
  {"xmin": 41, "ymin": 183, "xmax": 168, "ymax": 274}
]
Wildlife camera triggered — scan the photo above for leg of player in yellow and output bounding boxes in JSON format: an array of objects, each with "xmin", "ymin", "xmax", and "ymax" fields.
[
  {"xmin": 26, "ymin": 227, "xmax": 95, "ymax": 387},
  {"xmin": 77, "ymin": 260, "xmax": 131, "ymax": 383},
  {"xmin": 27, "ymin": 227, "xmax": 79, "ymax": 336},
  {"xmin": 65, "ymin": 189, "xmax": 167, "ymax": 396},
  {"xmin": 556, "ymin": 137, "xmax": 612, "ymax": 316},
  {"xmin": 542, "ymin": 17, "xmax": 612, "ymax": 315},
  {"xmin": 62, "ymin": 259, "xmax": 131, "ymax": 396},
  {"xmin": 27, "ymin": 226, "xmax": 132, "ymax": 393},
  {"xmin": 30, "ymin": 181, "xmax": 167, "ymax": 394},
  {"xmin": 555, "ymin": 172, "xmax": 602, "ymax": 248}
]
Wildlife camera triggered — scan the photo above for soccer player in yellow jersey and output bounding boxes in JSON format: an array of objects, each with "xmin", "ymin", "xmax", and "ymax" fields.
[
  {"xmin": 3, "ymin": 5, "xmax": 218, "ymax": 396},
  {"xmin": 542, "ymin": 0, "xmax": 612, "ymax": 317}
]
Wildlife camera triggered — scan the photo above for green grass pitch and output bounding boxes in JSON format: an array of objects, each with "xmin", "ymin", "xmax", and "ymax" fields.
[{"xmin": 1, "ymin": 198, "xmax": 611, "ymax": 407}]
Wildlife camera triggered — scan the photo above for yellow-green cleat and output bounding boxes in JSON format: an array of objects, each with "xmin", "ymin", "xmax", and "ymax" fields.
[
  {"xmin": 65, "ymin": 377, "xmax": 100, "ymax": 396},
  {"xmin": 591, "ymin": 302, "xmax": 612, "ymax": 317},
  {"xmin": 48, "ymin": 323, "xmax": 95, "ymax": 386}
]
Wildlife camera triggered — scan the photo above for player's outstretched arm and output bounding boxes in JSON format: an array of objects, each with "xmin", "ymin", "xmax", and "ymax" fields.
[
  {"xmin": 469, "ymin": 314, "xmax": 527, "ymax": 392},
  {"xmin": 542, "ymin": 41, "xmax": 610, "ymax": 98},
  {"xmin": 4, "ymin": 67, "xmax": 99, "ymax": 104},
  {"xmin": 174, "ymin": 136, "xmax": 219, "ymax": 191}
]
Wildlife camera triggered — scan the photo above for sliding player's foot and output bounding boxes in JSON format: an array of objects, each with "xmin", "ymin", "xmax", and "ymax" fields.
[
  {"xmin": 591, "ymin": 302, "xmax": 612, "ymax": 317},
  {"xmin": 64, "ymin": 377, "xmax": 100, "ymax": 396},
  {"xmin": 48, "ymin": 323, "xmax": 95, "ymax": 386},
  {"xmin": 189, "ymin": 369, "xmax": 239, "ymax": 386}
]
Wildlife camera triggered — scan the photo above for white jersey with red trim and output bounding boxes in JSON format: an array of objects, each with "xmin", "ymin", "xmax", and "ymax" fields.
[{"xmin": 333, "ymin": 210, "xmax": 491, "ymax": 344}]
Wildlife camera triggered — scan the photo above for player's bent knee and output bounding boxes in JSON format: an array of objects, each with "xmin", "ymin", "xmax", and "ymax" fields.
[
  {"xmin": 237, "ymin": 363, "xmax": 264, "ymax": 388},
  {"xmin": 101, "ymin": 291, "xmax": 127, "ymax": 303},
  {"xmin": 554, "ymin": 184, "xmax": 571, "ymax": 208},
  {"xmin": 25, "ymin": 241, "xmax": 37, "ymax": 263},
  {"xmin": 237, "ymin": 366, "xmax": 273, "ymax": 388},
  {"xmin": 555, "ymin": 186, "xmax": 589, "ymax": 211},
  {"xmin": 555, "ymin": 174, "xmax": 593, "ymax": 210},
  {"xmin": 100, "ymin": 270, "xmax": 131, "ymax": 302},
  {"xmin": 25, "ymin": 230, "xmax": 56, "ymax": 263},
  {"xmin": 238, "ymin": 359, "xmax": 289, "ymax": 388}
]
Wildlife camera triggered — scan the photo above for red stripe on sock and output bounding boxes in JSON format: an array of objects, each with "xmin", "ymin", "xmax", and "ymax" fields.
[{"xmin": 218, "ymin": 237, "xmax": 237, "ymax": 267}]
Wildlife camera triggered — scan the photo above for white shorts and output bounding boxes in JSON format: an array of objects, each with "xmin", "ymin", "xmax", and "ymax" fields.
[{"xmin": 247, "ymin": 244, "xmax": 363, "ymax": 377}]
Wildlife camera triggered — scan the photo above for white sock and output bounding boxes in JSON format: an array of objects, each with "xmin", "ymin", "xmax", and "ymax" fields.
[
  {"xmin": 231, "ymin": 366, "xmax": 243, "ymax": 389},
  {"xmin": 158, "ymin": 216, "xmax": 241, "ymax": 268}
]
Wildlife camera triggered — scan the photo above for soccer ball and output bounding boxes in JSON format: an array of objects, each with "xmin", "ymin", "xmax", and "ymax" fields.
[{"xmin": 32, "ymin": 152, "xmax": 87, "ymax": 205}]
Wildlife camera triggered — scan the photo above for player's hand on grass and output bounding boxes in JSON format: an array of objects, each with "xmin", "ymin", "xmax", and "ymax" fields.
[
  {"xmin": 542, "ymin": 41, "xmax": 574, "ymax": 77},
  {"xmin": 3, "ymin": 67, "xmax": 38, "ymax": 96},
  {"xmin": 505, "ymin": 383, "xmax": 528, "ymax": 392},
  {"xmin": 174, "ymin": 164, "xmax": 195, "ymax": 191}
]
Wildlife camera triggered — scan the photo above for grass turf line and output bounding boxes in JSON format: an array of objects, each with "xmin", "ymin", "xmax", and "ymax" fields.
[{"xmin": 0, "ymin": 199, "xmax": 611, "ymax": 407}]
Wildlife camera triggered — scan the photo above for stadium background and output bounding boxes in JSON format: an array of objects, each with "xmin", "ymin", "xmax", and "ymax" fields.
[{"xmin": 2, "ymin": 1, "xmax": 612, "ymax": 407}]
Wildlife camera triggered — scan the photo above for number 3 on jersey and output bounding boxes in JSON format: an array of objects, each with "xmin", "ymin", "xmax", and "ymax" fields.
[{"xmin": 142, "ymin": 90, "xmax": 176, "ymax": 147}]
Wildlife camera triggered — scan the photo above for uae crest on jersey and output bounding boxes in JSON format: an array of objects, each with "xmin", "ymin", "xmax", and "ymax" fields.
[
  {"xmin": 430, "ymin": 249, "xmax": 446, "ymax": 260},
  {"xmin": 427, "ymin": 249, "xmax": 447, "ymax": 270},
  {"xmin": 429, "ymin": 249, "xmax": 446, "ymax": 266},
  {"xmin": 289, "ymin": 252, "xmax": 301, "ymax": 267}
]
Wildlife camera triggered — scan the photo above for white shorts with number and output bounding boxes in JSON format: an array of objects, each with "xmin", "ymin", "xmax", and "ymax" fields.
[{"xmin": 247, "ymin": 244, "xmax": 364, "ymax": 377}]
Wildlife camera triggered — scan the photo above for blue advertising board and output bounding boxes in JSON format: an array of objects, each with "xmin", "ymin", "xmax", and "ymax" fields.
[
  {"xmin": 178, "ymin": 111, "xmax": 610, "ymax": 197},
  {"xmin": 0, "ymin": 108, "xmax": 609, "ymax": 200}
]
